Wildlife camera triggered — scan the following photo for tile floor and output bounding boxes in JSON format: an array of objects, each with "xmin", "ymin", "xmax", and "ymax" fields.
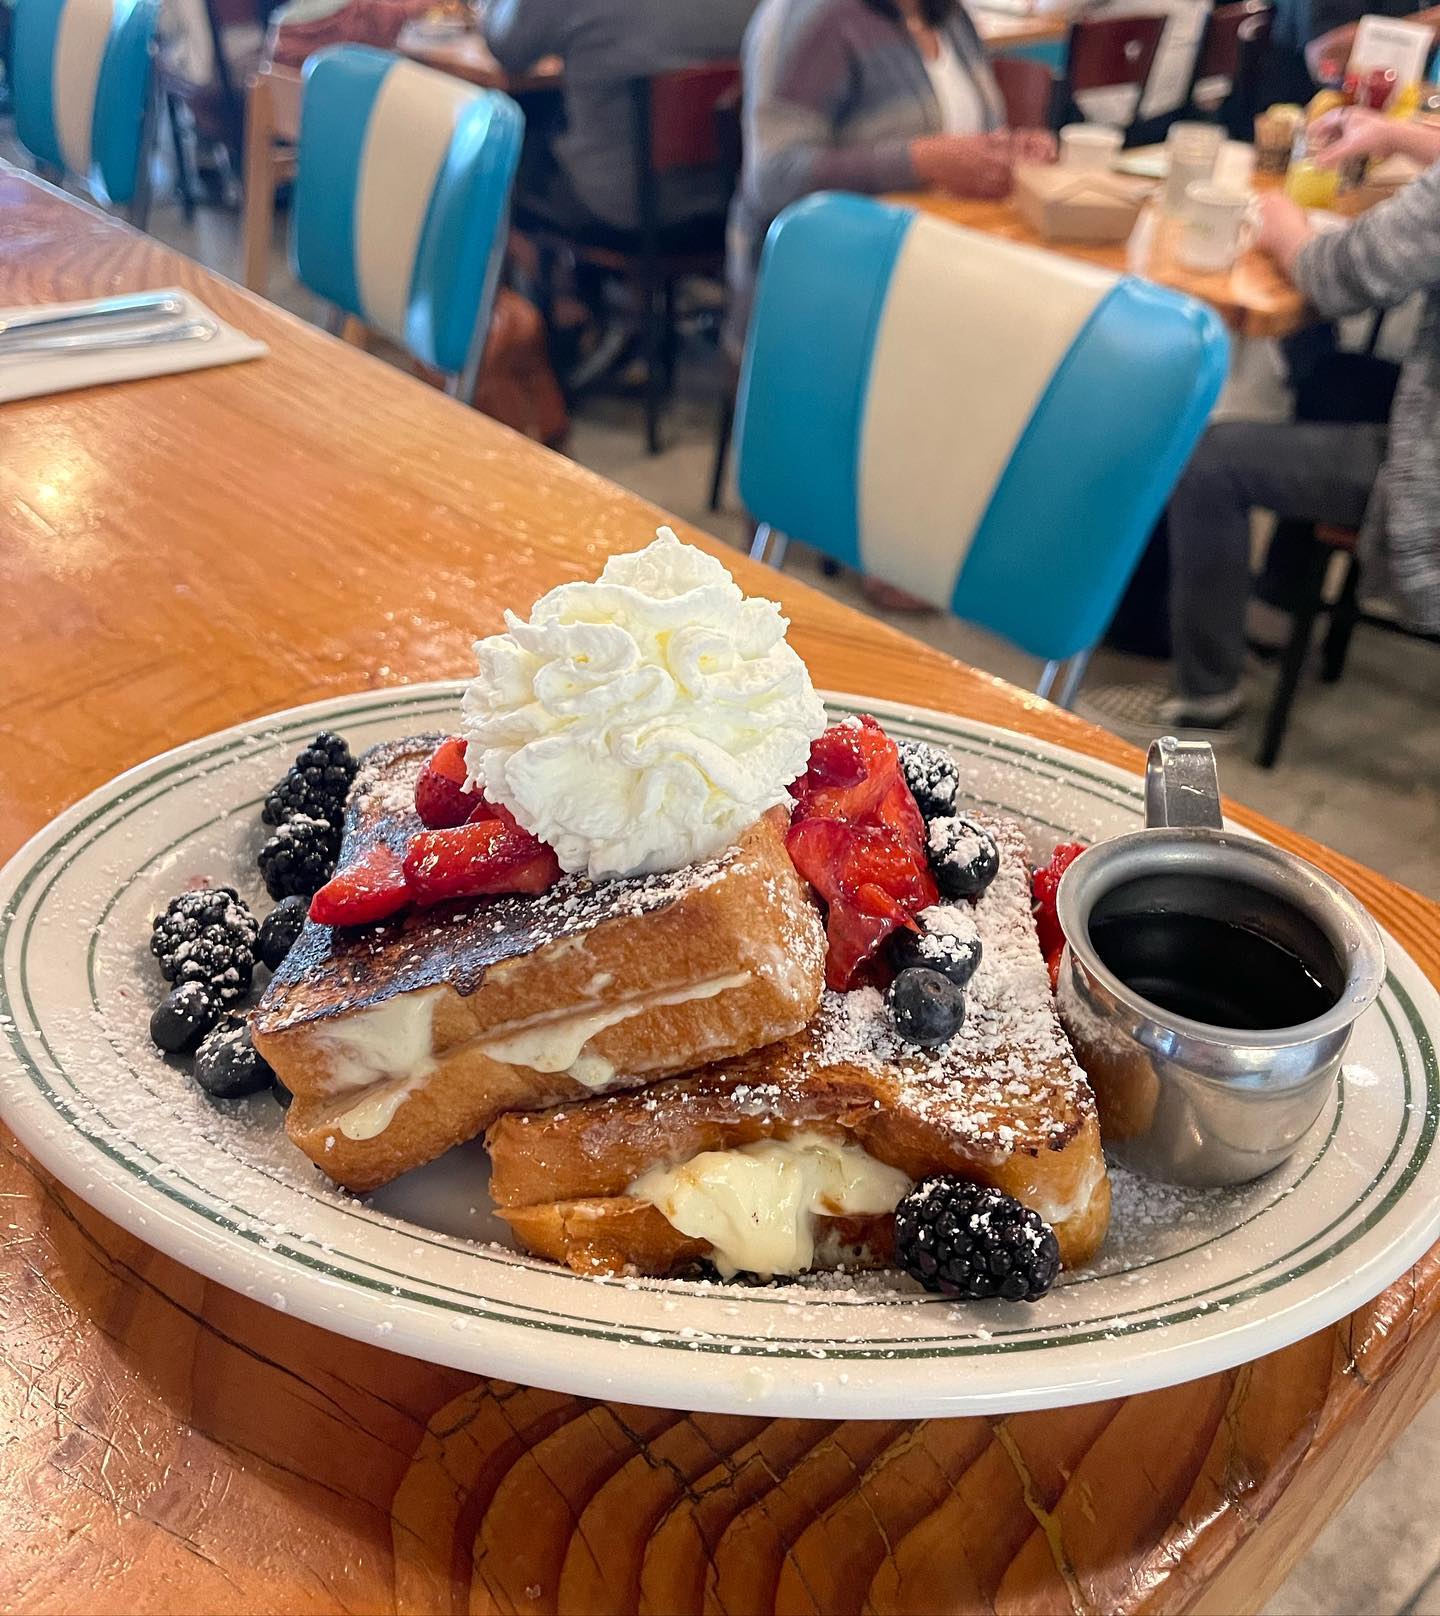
[{"xmin": 16, "ymin": 163, "xmax": 1440, "ymax": 1610}]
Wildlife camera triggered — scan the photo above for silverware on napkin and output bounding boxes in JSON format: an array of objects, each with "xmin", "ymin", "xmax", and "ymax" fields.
[
  {"xmin": 0, "ymin": 291, "xmax": 188, "ymax": 347},
  {"xmin": 0, "ymin": 318, "xmax": 219, "ymax": 361}
]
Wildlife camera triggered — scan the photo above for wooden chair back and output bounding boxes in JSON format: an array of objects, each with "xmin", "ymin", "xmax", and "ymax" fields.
[
  {"xmin": 990, "ymin": 55, "xmax": 1056, "ymax": 127},
  {"xmin": 1062, "ymin": 12, "xmax": 1165, "ymax": 132},
  {"xmin": 643, "ymin": 63, "xmax": 743, "ymax": 175},
  {"xmin": 1189, "ymin": 0, "xmax": 1273, "ymax": 133}
]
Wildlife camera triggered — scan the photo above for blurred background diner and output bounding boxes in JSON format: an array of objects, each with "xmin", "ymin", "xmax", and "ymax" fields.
[{"xmin": 3, "ymin": 0, "xmax": 1439, "ymax": 887}]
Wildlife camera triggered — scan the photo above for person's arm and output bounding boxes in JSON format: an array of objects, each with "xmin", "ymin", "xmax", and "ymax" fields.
[
  {"xmin": 481, "ymin": 0, "xmax": 567, "ymax": 73},
  {"xmin": 1310, "ymin": 104, "xmax": 1440, "ymax": 169},
  {"xmin": 743, "ymin": 2, "xmax": 920, "ymax": 219},
  {"xmin": 1286, "ymin": 157, "xmax": 1440, "ymax": 315},
  {"xmin": 743, "ymin": 1, "xmax": 1010, "ymax": 221}
]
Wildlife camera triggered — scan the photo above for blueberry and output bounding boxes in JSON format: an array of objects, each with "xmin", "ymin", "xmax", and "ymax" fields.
[
  {"xmin": 887, "ymin": 967, "xmax": 965, "ymax": 1047},
  {"xmin": 271, "ymin": 1076, "xmax": 294, "ymax": 1109},
  {"xmin": 927, "ymin": 816, "xmax": 1000, "ymax": 901},
  {"xmin": 257, "ymin": 895, "xmax": 308, "ymax": 971},
  {"xmin": 891, "ymin": 918, "xmax": 983, "ymax": 988},
  {"xmin": 194, "ymin": 1016, "xmax": 275, "ymax": 1100},
  {"xmin": 150, "ymin": 982, "xmax": 221, "ymax": 1053},
  {"xmin": 898, "ymin": 738, "xmax": 959, "ymax": 821}
]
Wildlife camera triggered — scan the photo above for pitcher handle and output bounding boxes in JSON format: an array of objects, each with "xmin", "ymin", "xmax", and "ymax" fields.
[{"xmin": 1145, "ymin": 736, "xmax": 1224, "ymax": 830}]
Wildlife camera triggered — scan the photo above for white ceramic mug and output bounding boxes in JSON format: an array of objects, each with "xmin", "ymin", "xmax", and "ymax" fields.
[
  {"xmin": 1060, "ymin": 123, "xmax": 1123, "ymax": 171},
  {"xmin": 1163, "ymin": 121, "xmax": 1224, "ymax": 213},
  {"xmin": 1176, "ymin": 182, "xmax": 1253, "ymax": 273}
]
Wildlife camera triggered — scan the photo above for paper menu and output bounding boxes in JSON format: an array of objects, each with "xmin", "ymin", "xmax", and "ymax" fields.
[{"xmin": 1348, "ymin": 14, "xmax": 1434, "ymax": 85}]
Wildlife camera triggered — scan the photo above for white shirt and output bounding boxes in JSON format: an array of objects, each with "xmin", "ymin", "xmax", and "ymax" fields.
[{"xmin": 923, "ymin": 36, "xmax": 988, "ymax": 135}]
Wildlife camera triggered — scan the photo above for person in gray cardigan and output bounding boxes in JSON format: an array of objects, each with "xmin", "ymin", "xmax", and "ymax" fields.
[
  {"xmin": 1161, "ymin": 106, "xmax": 1440, "ymax": 731},
  {"xmin": 725, "ymin": 0, "xmax": 1056, "ymax": 351}
]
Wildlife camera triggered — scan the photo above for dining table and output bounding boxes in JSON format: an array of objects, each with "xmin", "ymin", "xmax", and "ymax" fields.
[
  {"xmin": 895, "ymin": 162, "xmax": 1356, "ymax": 341},
  {"xmin": 3, "ymin": 161, "xmax": 1440, "ymax": 1616}
]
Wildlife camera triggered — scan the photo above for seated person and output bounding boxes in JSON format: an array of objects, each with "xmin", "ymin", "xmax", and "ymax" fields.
[
  {"xmin": 1159, "ymin": 105, "xmax": 1440, "ymax": 731},
  {"xmin": 482, "ymin": 0, "xmax": 758, "ymax": 234},
  {"xmin": 725, "ymin": 0, "xmax": 1056, "ymax": 353}
]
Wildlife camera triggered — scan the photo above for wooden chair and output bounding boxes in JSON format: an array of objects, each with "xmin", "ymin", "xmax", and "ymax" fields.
[
  {"xmin": 991, "ymin": 54, "xmax": 1058, "ymax": 127},
  {"xmin": 519, "ymin": 62, "xmax": 742, "ymax": 455},
  {"xmin": 1059, "ymin": 12, "xmax": 1166, "ymax": 138},
  {"xmin": 1186, "ymin": 0, "xmax": 1273, "ymax": 137},
  {"xmin": 241, "ymin": 62, "xmax": 302, "ymax": 292}
]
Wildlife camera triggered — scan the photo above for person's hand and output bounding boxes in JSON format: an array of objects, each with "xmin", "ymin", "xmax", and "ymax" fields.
[
  {"xmin": 1309, "ymin": 105, "xmax": 1398, "ymax": 168},
  {"xmin": 1008, "ymin": 126, "xmax": 1059, "ymax": 165},
  {"xmin": 911, "ymin": 133, "xmax": 1016, "ymax": 199},
  {"xmin": 1253, "ymin": 191, "xmax": 1316, "ymax": 275}
]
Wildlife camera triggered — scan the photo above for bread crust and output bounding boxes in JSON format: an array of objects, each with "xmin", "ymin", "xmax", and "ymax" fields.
[
  {"xmin": 488, "ymin": 818, "xmax": 1111, "ymax": 1274},
  {"xmin": 253, "ymin": 739, "xmax": 826, "ymax": 1191}
]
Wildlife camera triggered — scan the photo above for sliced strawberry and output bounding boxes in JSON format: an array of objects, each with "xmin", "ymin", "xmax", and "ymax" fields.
[
  {"xmin": 404, "ymin": 818, "xmax": 561, "ymax": 905},
  {"xmin": 786, "ymin": 718, "xmax": 938, "ymax": 989},
  {"xmin": 414, "ymin": 737, "xmax": 476, "ymax": 829},
  {"xmin": 465, "ymin": 795, "xmax": 521, "ymax": 832},
  {"xmin": 822, "ymin": 903, "xmax": 901, "ymax": 992},
  {"xmin": 1031, "ymin": 842, "xmax": 1087, "ymax": 975},
  {"xmin": 1046, "ymin": 947, "xmax": 1064, "ymax": 992},
  {"xmin": 309, "ymin": 842, "xmax": 409, "ymax": 928}
]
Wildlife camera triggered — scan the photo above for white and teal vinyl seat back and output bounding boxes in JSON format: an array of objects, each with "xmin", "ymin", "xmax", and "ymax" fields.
[
  {"xmin": 292, "ymin": 46, "xmax": 524, "ymax": 401},
  {"xmin": 735, "ymin": 194, "xmax": 1230, "ymax": 705},
  {"xmin": 12, "ymin": 0, "xmax": 160, "ymax": 222}
]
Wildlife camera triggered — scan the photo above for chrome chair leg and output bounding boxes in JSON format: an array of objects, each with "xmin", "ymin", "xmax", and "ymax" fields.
[
  {"xmin": 1035, "ymin": 648, "xmax": 1094, "ymax": 709},
  {"xmin": 748, "ymin": 523, "xmax": 789, "ymax": 568},
  {"xmin": 1055, "ymin": 647, "xmax": 1093, "ymax": 709}
]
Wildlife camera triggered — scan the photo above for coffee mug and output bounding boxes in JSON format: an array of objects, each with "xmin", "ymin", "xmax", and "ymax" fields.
[
  {"xmin": 1176, "ymin": 181, "xmax": 1254, "ymax": 273},
  {"xmin": 1055, "ymin": 738, "xmax": 1385, "ymax": 1186}
]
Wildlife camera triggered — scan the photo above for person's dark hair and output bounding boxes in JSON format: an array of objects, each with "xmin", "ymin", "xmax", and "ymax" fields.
[{"xmin": 862, "ymin": 0, "xmax": 960, "ymax": 24}]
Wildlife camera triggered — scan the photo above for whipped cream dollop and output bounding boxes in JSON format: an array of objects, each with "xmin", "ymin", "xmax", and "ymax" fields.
[{"xmin": 461, "ymin": 528, "xmax": 826, "ymax": 879}]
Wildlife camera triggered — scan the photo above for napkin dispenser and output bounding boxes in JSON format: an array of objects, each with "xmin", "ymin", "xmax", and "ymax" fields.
[{"xmin": 1014, "ymin": 164, "xmax": 1152, "ymax": 244}]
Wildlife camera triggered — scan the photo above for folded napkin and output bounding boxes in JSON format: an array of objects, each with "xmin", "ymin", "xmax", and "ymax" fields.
[{"xmin": 0, "ymin": 288, "xmax": 268, "ymax": 405}]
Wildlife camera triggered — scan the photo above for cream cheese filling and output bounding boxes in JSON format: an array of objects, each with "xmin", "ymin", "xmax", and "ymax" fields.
[
  {"xmin": 476, "ymin": 971, "xmax": 753, "ymax": 1088},
  {"xmin": 311, "ymin": 990, "xmax": 443, "ymax": 1094},
  {"xmin": 319, "ymin": 971, "xmax": 755, "ymax": 1140},
  {"xmin": 630, "ymin": 1132, "xmax": 912, "ymax": 1278}
]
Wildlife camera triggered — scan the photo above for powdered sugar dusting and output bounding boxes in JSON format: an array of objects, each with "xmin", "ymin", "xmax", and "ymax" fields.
[{"xmin": 807, "ymin": 817, "xmax": 1091, "ymax": 1149}]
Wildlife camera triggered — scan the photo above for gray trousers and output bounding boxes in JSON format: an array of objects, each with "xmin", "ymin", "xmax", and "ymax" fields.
[{"xmin": 1168, "ymin": 421, "xmax": 1387, "ymax": 697}]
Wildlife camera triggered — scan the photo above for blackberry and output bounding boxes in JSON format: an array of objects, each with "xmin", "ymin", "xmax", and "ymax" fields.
[
  {"xmin": 891, "ymin": 904, "xmax": 983, "ymax": 988},
  {"xmin": 886, "ymin": 967, "xmax": 965, "ymax": 1046},
  {"xmin": 261, "ymin": 731, "xmax": 356, "ymax": 830},
  {"xmin": 194, "ymin": 1015, "xmax": 275, "ymax": 1100},
  {"xmin": 894, "ymin": 1178, "xmax": 1061, "ymax": 1302},
  {"xmin": 150, "ymin": 886, "xmax": 259, "ymax": 1002},
  {"xmin": 898, "ymin": 738, "xmax": 959, "ymax": 821},
  {"xmin": 256, "ymin": 815, "xmax": 339, "ymax": 900},
  {"xmin": 257, "ymin": 894, "xmax": 308, "ymax": 970},
  {"xmin": 150, "ymin": 982, "xmax": 222, "ymax": 1053},
  {"xmin": 927, "ymin": 815, "xmax": 1000, "ymax": 901}
]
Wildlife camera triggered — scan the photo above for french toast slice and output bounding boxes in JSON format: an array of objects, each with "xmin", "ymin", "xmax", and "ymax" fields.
[
  {"xmin": 252, "ymin": 737, "xmax": 826, "ymax": 1192},
  {"xmin": 487, "ymin": 818, "xmax": 1110, "ymax": 1275}
]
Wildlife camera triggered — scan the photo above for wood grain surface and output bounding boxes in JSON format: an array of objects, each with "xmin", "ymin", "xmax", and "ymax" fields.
[{"xmin": 2, "ymin": 165, "xmax": 1439, "ymax": 1616}]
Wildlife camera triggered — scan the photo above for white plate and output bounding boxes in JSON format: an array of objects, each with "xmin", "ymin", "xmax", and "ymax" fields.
[{"xmin": 2, "ymin": 685, "xmax": 1438, "ymax": 1418}]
